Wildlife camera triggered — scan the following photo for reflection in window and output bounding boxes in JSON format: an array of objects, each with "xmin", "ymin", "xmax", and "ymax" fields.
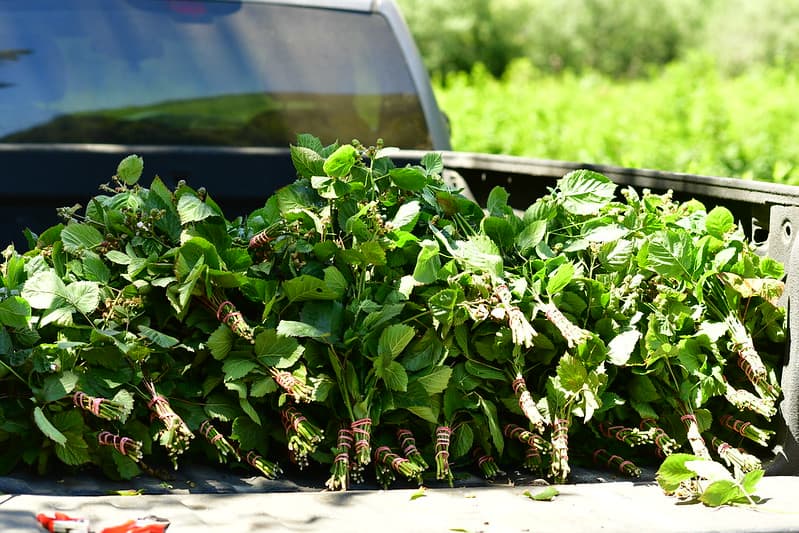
[{"xmin": 0, "ymin": 0, "xmax": 432, "ymax": 148}]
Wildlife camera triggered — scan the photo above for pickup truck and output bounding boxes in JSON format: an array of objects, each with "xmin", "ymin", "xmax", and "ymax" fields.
[{"xmin": 1, "ymin": 1, "xmax": 799, "ymax": 531}]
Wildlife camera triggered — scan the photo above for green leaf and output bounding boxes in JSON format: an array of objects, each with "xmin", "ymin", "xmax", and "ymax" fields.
[
  {"xmin": 61, "ymin": 281, "xmax": 100, "ymax": 314},
  {"xmin": 61, "ymin": 224, "xmax": 104, "ymax": 255},
  {"xmin": 239, "ymin": 398, "xmax": 261, "ymax": 426},
  {"xmin": 208, "ymin": 324, "xmax": 234, "ymax": 360},
  {"xmin": 54, "ymin": 433, "xmax": 91, "ymax": 466},
  {"xmin": 117, "ymin": 154, "xmax": 144, "ymax": 185},
  {"xmin": 283, "ymin": 275, "xmax": 342, "ymax": 302},
  {"xmin": 705, "ymin": 206, "xmax": 735, "ymax": 239},
  {"xmin": 380, "ymin": 361, "xmax": 409, "ymax": 392},
  {"xmin": 0, "ymin": 296, "xmax": 31, "ymax": 329},
  {"xmin": 684, "ymin": 459, "xmax": 733, "ymax": 483},
  {"xmin": 22, "ymin": 270, "xmax": 66, "ymax": 309},
  {"xmin": 82, "ymin": 252, "xmax": 111, "ymax": 283},
  {"xmin": 290, "ymin": 145, "xmax": 326, "ymax": 178},
  {"xmin": 378, "ymin": 324, "xmax": 416, "ymax": 360},
  {"xmin": 546, "ymin": 262, "xmax": 574, "ymax": 296},
  {"xmin": 358, "ymin": 241, "xmax": 386, "ymax": 266},
  {"xmin": 450, "ymin": 423, "xmax": 474, "ymax": 459},
  {"xmin": 486, "ymin": 186, "xmax": 510, "ymax": 216},
  {"xmin": 42, "ymin": 371, "xmax": 79, "ymax": 402},
  {"xmin": 607, "ymin": 329, "xmax": 641, "ymax": 366},
  {"xmin": 255, "ymin": 329, "xmax": 304, "ymax": 368},
  {"xmin": 557, "ymin": 170, "xmax": 616, "ymax": 215},
  {"xmin": 700, "ymin": 479, "xmax": 743, "ymax": 507},
  {"xmin": 647, "ymin": 230, "xmax": 697, "ymax": 279},
  {"xmin": 276, "ymin": 320, "xmax": 330, "ymax": 340},
  {"xmin": 413, "ymin": 240, "xmax": 441, "ymax": 284},
  {"xmin": 105, "ymin": 250, "xmax": 131, "ymax": 265},
  {"xmin": 556, "ymin": 353, "xmax": 588, "ymax": 393},
  {"xmin": 137, "ymin": 325, "xmax": 179, "ymax": 349},
  {"xmin": 389, "ymin": 201, "xmax": 420, "ymax": 230},
  {"xmin": 656, "ymin": 453, "xmax": 699, "ymax": 492},
  {"xmin": 421, "ymin": 152, "xmax": 443, "ymax": 176},
  {"xmin": 389, "ymin": 167, "xmax": 426, "ymax": 191},
  {"xmin": 231, "ymin": 416, "xmax": 269, "ymax": 451},
  {"xmin": 33, "ymin": 407, "xmax": 67, "ymax": 445},
  {"xmin": 323, "ymin": 144, "xmax": 358, "ymax": 177},
  {"xmin": 478, "ymin": 397, "xmax": 504, "ymax": 455},
  {"xmin": 465, "ymin": 360, "xmax": 506, "ymax": 381},
  {"xmin": 178, "ymin": 194, "xmax": 217, "ymax": 225},
  {"xmin": 414, "ymin": 366, "xmax": 453, "ymax": 396},
  {"xmin": 223, "ymin": 358, "xmax": 259, "ymax": 381},
  {"xmin": 524, "ymin": 487, "xmax": 560, "ymax": 501},
  {"xmin": 516, "ymin": 220, "xmax": 547, "ymax": 255}
]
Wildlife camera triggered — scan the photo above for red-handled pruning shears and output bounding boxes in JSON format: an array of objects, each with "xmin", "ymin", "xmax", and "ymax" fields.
[
  {"xmin": 100, "ymin": 516, "xmax": 170, "ymax": 533},
  {"xmin": 36, "ymin": 513, "xmax": 90, "ymax": 533},
  {"xmin": 36, "ymin": 513, "xmax": 169, "ymax": 533}
]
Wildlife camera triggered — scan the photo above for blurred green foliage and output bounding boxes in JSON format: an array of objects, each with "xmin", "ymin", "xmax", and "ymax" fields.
[
  {"xmin": 398, "ymin": 0, "xmax": 799, "ymax": 181},
  {"xmin": 434, "ymin": 55, "xmax": 799, "ymax": 183},
  {"xmin": 398, "ymin": 0, "xmax": 799, "ymax": 77}
]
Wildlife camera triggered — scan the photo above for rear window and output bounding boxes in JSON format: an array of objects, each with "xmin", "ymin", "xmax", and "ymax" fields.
[{"xmin": 0, "ymin": 0, "xmax": 432, "ymax": 148}]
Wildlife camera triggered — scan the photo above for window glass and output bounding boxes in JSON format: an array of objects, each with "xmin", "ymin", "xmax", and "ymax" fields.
[{"xmin": 0, "ymin": 0, "xmax": 432, "ymax": 148}]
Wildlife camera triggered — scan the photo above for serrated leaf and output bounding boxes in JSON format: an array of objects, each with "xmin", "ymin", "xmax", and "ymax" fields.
[
  {"xmin": 250, "ymin": 377, "xmax": 278, "ymax": 398},
  {"xmin": 556, "ymin": 354, "xmax": 587, "ymax": 393},
  {"xmin": 82, "ymin": 252, "xmax": 111, "ymax": 283},
  {"xmin": 323, "ymin": 144, "xmax": 358, "ymax": 177},
  {"xmin": 231, "ymin": 416, "xmax": 268, "ymax": 451},
  {"xmin": 700, "ymin": 479, "xmax": 742, "ymax": 507},
  {"xmin": 105, "ymin": 250, "xmax": 131, "ymax": 265},
  {"xmin": 239, "ymin": 398, "xmax": 261, "ymax": 426},
  {"xmin": 117, "ymin": 154, "xmax": 143, "ymax": 185},
  {"xmin": 137, "ymin": 325, "xmax": 179, "ymax": 349},
  {"xmin": 208, "ymin": 324, "xmax": 234, "ymax": 360},
  {"xmin": 276, "ymin": 320, "xmax": 330, "ymax": 340},
  {"xmin": 204, "ymin": 393, "xmax": 241, "ymax": 422},
  {"xmin": 557, "ymin": 170, "xmax": 616, "ymax": 215},
  {"xmin": 283, "ymin": 275, "xmax": 342, "ymax": 302},
  {"xmin": 380, "ymin": 361, "xmax": 408, "ymax": 392},
  {"xmin": 414, "ymin": 366, "xmax": 452, "ymax": 396},
  {"xmin": 413, "ymin": 240, "xmax": 440, "ymax": 284},
  {"xmin": 222, "ymin": 358, "xmax": 259, "ymax": 381},
  {"xmin": 112, "ymin": 452, "xmax": 141, "ymax": 480},
  {"xmin": 255, "ymin": 329, "xmax": 304, "ymax": 368},
  {"xmin": 421, "ymin": 152, "xmax": 443, "ymax": 176},
  {"xmin": 389, "ymin": 167, "xmax": 426, "ymax": 191},
  {"xmin": 516, "ymin": 220, "xmax": 547, "ymax": 254},
  {"xmin": 111, "ymin": 389, "xmax": 134, "ymax": 423},
  {"xmin": 0, "ymin": 296, "xmax": 31, "ymax": 329},
  {"xmin": 546, "ymin": 262, "xmax": 575, "ymax": 296},
  {"xmin": 450, "ymin": 423, "xmax": 474, "ymax": 459},
  {"xmin": 54, "ymin": 434, "xmax": 91, "ymax": 466},
  {"xmin": 685, "ymin": 459, "xmax": 734, "ymax": 482},
  {"xmin": 22, "ymin": 270, "xmax": 66, "ymax": 309},
  {"xmin": 389, "ymin": 201, "xmax": 420, "ymax": 230},
  {"xmin": 178, "ymin": 194, "xmax": 217, "ymax": 225},
  {"xmin": 61, "ymin": 281, "xmax": 100, "ymax": 314},
  {"xmin": 33, "ymin": 407, "xmax": 67, "ymax": 445},
  {"xmin": 290, "ymin": 145, "xmax": 326, "ymax": 178},
  {"xmin": 705, "ymin": 206, "xmax": 735, "ymax": 239},
  {"xmin": 478, "ymin": 397, "xmax": 504, "ymax": 455},
  {"xmin": 656, "ymin": 453, "xmax": 699, "ymax": 492},
  {"xmin": 607, "ymin": 329, "xmax": 641, "ymax": 366},
  {"xmin": 41, "ymin": 371, "xmax": 79, "ymax": 402},
  {"xmin": 647, "ymin": 230, "xmax": 697, "ymax": 279},
  {"xmin": 61, "ymin": 223, "xmax": 104, "ymax": 255},
  {"xmin": 378, "ymin": 324, "xmax": 416, "ymax": 360}
]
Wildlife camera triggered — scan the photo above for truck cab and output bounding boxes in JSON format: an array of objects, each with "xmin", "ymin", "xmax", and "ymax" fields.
[{"xmin": 0, "ymin": 0, "xmax": 450, "ymax": 247}]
